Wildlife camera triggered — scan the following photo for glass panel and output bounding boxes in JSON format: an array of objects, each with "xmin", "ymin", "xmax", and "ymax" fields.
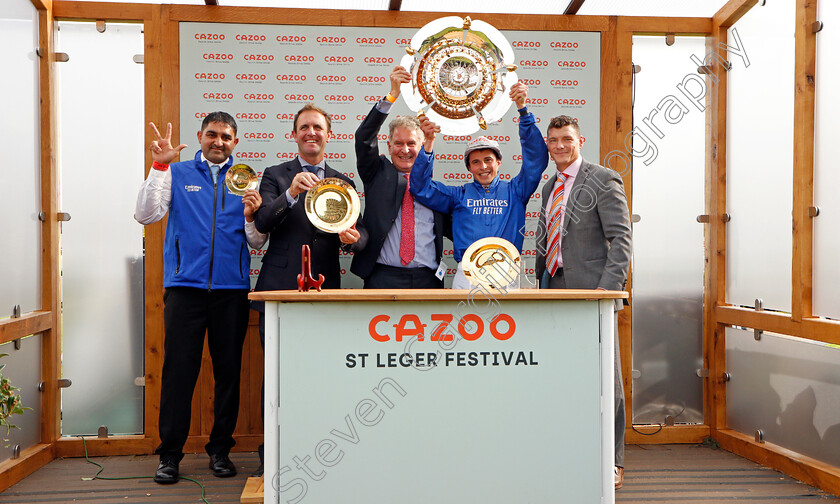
[
  {"xmin": 813, "ymin": 0, "xmax": 840, "ymax": 321},
  {"xmin": 726, "ymin": 326, "xmax": 840, "ymax": 468},
  {"xmin": 0, "ymin": 0, "xmax": 41, "ymax": 316},
  {"xmin": 630, "ymin": 36, "xmax": 705, "ymax": 425},
  {"xmin": 579, "ymin": 0, "xmax": 728, "ymax": 17},
  {"xmin": 725, "ymin": 0, "xmax": 795, "ymax": 312},
  {"xmin": 0, "ymin": 335, "xmax": 43, "ymax": 463},
  {"xmin": 57, "ymin": 21, "xmax": 144, "ymax": 435}
]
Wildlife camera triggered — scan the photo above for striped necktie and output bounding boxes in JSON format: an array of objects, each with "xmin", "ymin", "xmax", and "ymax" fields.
[{"xmin": 546, "ymin": 173, "xmax": 567, "ymax": 277}]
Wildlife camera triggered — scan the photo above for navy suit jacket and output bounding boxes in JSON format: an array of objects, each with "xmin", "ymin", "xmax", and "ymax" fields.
[
  {"xmin": 252, "ymin": 157, "xmax": 355, "ymax": 310},
  {"xmin": 350, "ymin": 104, "xmax": 447, "ymax": 280}
]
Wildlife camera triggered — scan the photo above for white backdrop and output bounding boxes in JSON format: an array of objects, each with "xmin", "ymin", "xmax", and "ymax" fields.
[{"xmin": 179, "ymin": 22, "xmax": 601, "ymax": 288}]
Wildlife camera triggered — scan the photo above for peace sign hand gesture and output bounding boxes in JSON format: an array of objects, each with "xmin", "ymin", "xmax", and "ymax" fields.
[{"xmin": 149, "ymin": 122, "xmax": 188, "ymax": 165}]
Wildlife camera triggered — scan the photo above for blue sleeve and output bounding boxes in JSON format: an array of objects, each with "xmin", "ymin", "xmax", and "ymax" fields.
[
  {"xmin": 511, "ymin": 110, "xmax": 550, "ymax": 203},
  {"xmin": 408, "ymin": 147, "xmax": 458, "ymax": 214}
]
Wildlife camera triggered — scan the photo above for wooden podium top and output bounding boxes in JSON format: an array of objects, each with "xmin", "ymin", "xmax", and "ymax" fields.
[{"xmin": 248, "ymin": 288, "xmax": 628, "ymax": 302}]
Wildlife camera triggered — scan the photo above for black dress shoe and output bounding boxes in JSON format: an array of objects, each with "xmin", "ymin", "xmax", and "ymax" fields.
[
  {"xmin": 154, "ymin": 459, "xmax": 179, "ymax": 484},
  {"xmin": 251, "ymin": 463, "xmax": 264, "ymax": 478},
  {"xmin": 209, "ymin": 453, "xmax": 237, "ymax": 478}
]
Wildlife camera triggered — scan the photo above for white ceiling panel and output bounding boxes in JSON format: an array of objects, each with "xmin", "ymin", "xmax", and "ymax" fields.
[{"xmin": 578, "ymin": 0, "xmax": 728, "ymax": 17}]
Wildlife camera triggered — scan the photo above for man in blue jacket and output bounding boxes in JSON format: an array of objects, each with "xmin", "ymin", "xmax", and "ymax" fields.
[
  {"xmin": 135, "ymin": 112, "xmax": 266, "ymax": 484},
  {"xmin": 409, "ymin": 82, "xmax": 549, "ymax": 288}
]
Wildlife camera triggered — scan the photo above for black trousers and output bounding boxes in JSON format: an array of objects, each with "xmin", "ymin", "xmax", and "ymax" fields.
[
  {"xmin": 155, "ymin": 287, "xmax": 249, "ymax": 461},
  {"xmin": 364, "ymin": 263, "xmax": 443, "ymax": 289}
]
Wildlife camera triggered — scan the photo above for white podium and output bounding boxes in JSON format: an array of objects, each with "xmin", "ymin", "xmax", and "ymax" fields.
[{"xmin": 249, "ymin": 289, "xmax": 624, "ymax": 504}]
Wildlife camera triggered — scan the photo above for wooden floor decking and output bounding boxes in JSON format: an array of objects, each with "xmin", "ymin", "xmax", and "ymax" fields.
[{"xmin": 0, "ymin": 444, "xmax": 838, "ymax": 503}]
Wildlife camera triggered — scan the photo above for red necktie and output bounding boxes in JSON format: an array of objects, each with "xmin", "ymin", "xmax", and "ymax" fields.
[{"xmin": 400, "ymin": 175, "xmax": 415, "ymax": 265}]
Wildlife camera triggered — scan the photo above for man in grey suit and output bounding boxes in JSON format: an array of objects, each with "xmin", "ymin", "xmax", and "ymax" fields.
[{"xmin": 534, "ymin": 115, "xmax": 632, "ymax": 490}]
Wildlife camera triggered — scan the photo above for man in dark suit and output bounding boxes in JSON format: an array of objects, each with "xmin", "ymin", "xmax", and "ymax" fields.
[
  {"xmin": 351, "ymin": 66, "xmax": 447, "ymax": 289},
  {"xmin": 251, "ymin": 103, "xmax": 359, "ymax": 475},
  {"xmin": 534, "ymin": 115, "xmax": 632, "ymax": 489}
]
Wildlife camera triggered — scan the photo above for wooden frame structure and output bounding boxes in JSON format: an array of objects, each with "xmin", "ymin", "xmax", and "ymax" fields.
[{"xmin": 0, "ymin": 0, "xmax": 837, "ymax": 498}]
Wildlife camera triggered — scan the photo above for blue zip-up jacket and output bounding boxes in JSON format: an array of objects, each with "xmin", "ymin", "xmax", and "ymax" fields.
[
  {"xmin": 164, "ymin": 150, "xmax": 250, "ymax": 290},
  {"xmin": 409, "ymin": 111, "xmax": 549, "ymax": 262}
]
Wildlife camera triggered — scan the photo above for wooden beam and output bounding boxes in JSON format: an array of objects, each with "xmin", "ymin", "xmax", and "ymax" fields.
[
  {"xmin": 708, "ymin": 22, "xmax": 729, "ymax": 433},
  {"xmin": 610, "ymin": 17, "xmax": 635, "ymax": 442},
  {"xmin": 715, "ymin": 429, "xmax": 840, "ymax": 498},
  {"xmin": 53, "ymin": 1, "xmax": 155, "ymax": 20},
  {"xmin": 0, "ymin": 444, "xmax": 54, "ymax": 493},
  {"xmin": 626, "ymin": 424, "xmax": 711, "ymax": 445},
  {"xmin": 713, "ymin": 0, "xmax": 759, "ymax": 29},
  {"xmin": 0, "ymin": 312, "xmax": 52, "ymax": 345},
  {"xmin": 54, "ymin": 435, "xmax": 154, "ymax": 457},
  {"xmin": 621, "ymin": 17, "xmax": 712, "ymax": 35},
  {"xmin": 30, "ymin": 0, "xmax": 51, "ymax": 11},
  {"xmin": 791, "ymin": 0, "xmax": 816, "ymax": 322},
  {"xmin": 140, "ymin": 3, "xmax": 168, "ymax": 449},
  {"xmin": 564, "ymin": 0, "xmax": 586, "ymax": 15},
  {"xmin": 716, "ymin": 305, "xmax": 840, "ymax": 346},
  {"xmin": 38, "ymin": 2, "xmax": 61, "ymax": 451}
]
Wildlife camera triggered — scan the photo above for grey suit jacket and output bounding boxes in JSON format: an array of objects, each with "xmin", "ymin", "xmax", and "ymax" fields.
[{"xmin": 535, "ymin": 158, "xmax": 632, "ymax": 304}]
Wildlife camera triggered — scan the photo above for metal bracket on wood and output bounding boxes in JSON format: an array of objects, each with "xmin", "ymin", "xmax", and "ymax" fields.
[
  {"xmin": 58, "ymin": 378, "xmax": 72, "ymax": 388},
  {"xmin": 55, "ymin": 53, "xmax": 70, "ymax": 63},
  {"xmin": 134, "ymin": 376, "xmax": 146, "ymax": 386},
  {"xmin": 755, "ymin": 429, "xmax": 765, "ymax": 443},
  {"xmin": 665, "ymin": 33, "xmax": 675, "ymax": 46},
  {"xmin": 631, "ymin": 369, "xmax": 641, "ymax": 379},
  {"xmin": 133, "ymin": 54, "xmax": 144, "ymax": 64},
  {"xmin": 38, "ymin": 211, "xmax": 46, "ymax": 222},
  {"xmin": 696, "ymin": 368, "xmax": 709, "ymax": 378},
  {"xmin": 13, "ymin": 339, "xmax": 21, "ymax": 350},
  {"xmin": 632, "ymin": 64, "xmax": 641, "ymax": 74},
  {"xmin": 665, "ymin": 416, "xmax": 676, "ymax": 426},
  {"xmin": 809, "ymin": 206, "xmax": 820, "ymax": 217},
  {"xmin": 36, "ymin": 47, "xmax": 44, "ymax": 58},
  {"xmin": 722, "ymin": 372, "xmax": 731, "ymax": 382},
  {"xmin": 57, "ymin": 212, "xmax": 71, "ymax": 222},
  {"xmin": 722, "ymin": 213, "xmax": 731, "ymax": 222},
  {"xmin": 812, "ymin": 21, "xmax": 824, "ymax": 33},
  {"xmin": 11, "ymin": 445, "xmax": 20, "ymax": 460},
  {"xmin": 12, "ymin": 305, "xmax": 21, "ymax": 318},
  {"xmin": 96, "ymin": 20, "xmax": 106, "ymax": 33},
  {"xmin": 38, "ymin": 381, "xmax": 45, "ymax": 392},
  {"xmin": 696, "ymin": 214, "xmax": 710, "ymax": 223},
  {"xmin": 754, "ymin": 299, "xmax": 763, "ymax": 340},
  {"xmin": 631, "ymin": 214, "xmax": 641, "ymax": 223},
  {"xmin": 98, "ymin": 425, "xmax": 109, "ymax": 438}
]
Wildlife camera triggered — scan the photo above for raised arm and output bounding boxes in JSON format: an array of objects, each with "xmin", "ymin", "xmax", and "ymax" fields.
[
  {"xmin": 355, "ymin": 66, "xmax": 411, "ymax": 183},
  {"xmin": 134, "ymin": 122, "xmax": 188, "ymax": 225},
  {"xmin": 408, "ymin": 115, "xmax": 458, "ymax": 214},
  {"xmin": 509, "ymin": 83, "xmax": 549, "ymax": 202}
]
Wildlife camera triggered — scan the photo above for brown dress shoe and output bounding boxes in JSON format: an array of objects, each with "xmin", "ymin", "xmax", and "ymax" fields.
[{"xmin": 614, "ymin": 466, "xmax": 624, "ymax": 489}]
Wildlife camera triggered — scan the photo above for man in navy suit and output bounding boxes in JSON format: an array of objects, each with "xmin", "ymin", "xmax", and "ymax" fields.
[
  {"xmin": 251, "ymin": 103, "xmax": 359, "ymax": 474},
  {"xmin": 350, "ymin": 66, "xmax": 447, "ymax": 289}
]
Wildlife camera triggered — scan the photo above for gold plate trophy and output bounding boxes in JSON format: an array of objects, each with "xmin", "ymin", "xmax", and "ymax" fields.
[
  {"xmin": 224, "ymin": 163, "xmax": 258, "ymax": 196},
  {"xmin": 304, "ymin": 178, "xmax": 361, "ymax": 233},
  {"xmin": 462, "ymin": 237, "xmax": 521, "ymax": 289},
  {"xmin": 399, "ymin": 16, "xmax": 518, "ymax": 135}
]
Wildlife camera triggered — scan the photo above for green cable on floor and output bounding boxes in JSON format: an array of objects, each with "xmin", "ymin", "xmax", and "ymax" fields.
[{"xmin": 78, "ymin": 436, "xmax": 211, "ymax": 504}]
